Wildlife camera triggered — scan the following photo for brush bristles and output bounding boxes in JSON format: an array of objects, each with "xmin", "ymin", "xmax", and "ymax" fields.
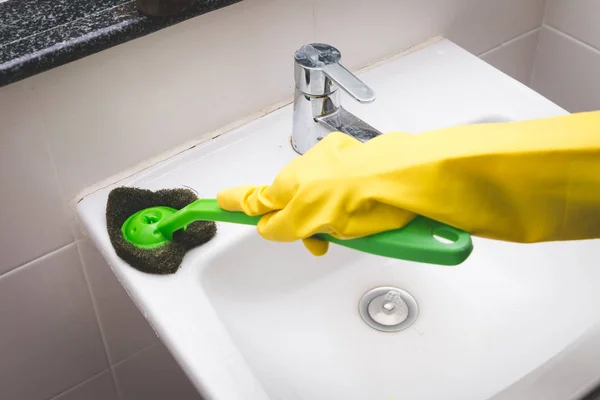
[{"xmin": 106, "ymin": 187, "xmax": 217, "ymax": 274}]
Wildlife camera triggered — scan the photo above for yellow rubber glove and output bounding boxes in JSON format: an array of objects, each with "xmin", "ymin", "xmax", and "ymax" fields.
[{"xmin": 217, "ymin": 111, "xmax": 600, "ymax": 256}]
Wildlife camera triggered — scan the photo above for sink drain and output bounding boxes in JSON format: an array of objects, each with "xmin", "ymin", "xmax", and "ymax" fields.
[{"xmin": 359, "ymin": 287, "xmax": 418, "ymax": 332}]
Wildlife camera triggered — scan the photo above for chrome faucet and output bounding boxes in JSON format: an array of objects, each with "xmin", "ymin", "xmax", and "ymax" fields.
[{"xmin": 291, "ymin": 43, "xmax": 382, "ymax": 154}]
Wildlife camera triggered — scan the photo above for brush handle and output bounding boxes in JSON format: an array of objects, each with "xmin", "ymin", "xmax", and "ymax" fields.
[
  {"xmin": 159, "ymin": 198, "xmax": 261, "ymax": 232},
  {"xmin": 158, "ymin": 199, "xmax": 473, "ymax": 266}
]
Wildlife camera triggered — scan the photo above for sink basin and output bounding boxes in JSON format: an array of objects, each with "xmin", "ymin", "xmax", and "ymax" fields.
[{"xmin": 77, "ymin": 39, "xmax": 600, "ymax": 400}]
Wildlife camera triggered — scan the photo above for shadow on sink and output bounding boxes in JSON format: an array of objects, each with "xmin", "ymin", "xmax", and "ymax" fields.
[
  {"xmin": 200, "ymin": 232, "xmax": 358, "ymax": 302},
  {"xmin": 460, "ymin": 114, "xmax": 514, "ymax": 126},
  {"xmin": 469, "ymin": 115, "xmax": 513, "ymax": 124}
]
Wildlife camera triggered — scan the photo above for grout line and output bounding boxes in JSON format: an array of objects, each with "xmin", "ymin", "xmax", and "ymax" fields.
[
  {"xmin": 478, "ymin": 44, "xmax": 501, "ymax": 57},
  {"xmin": 311, "ymin": 0, "xmax": 317, "ymax": 41},
  {"xmin": 528, "ymin": 26, "xmax": 544, "ymax": 86},
  {"xmin": 48, "ymin": 368, "xmax": 112, "ymax": 400},
  {"xmin": 478, "ymin": 27, "xmax": 540, "ymax": 57},
  {"xmin": 543, "ymin": 23, "xmax": 600, "ymax": 55},
  {"xmin": 0, "ymin": 241, "xmax": 75, "ymax": 280},
  {"xmin": 26, "ymin": 80, "xmax": 81, "ymax": 241},
  {"xmin": 75, "ymin": 238, "xmax": 127, "ymax": 400},
  {"xmin": 503, "ymin": 27, "xmax": 540, "ymax": 45},
  {"xmin": 109, "ymin": 341, "xmax": 161, "ymax": 398},
  {"xmin": 541, "ymin": 0, "xmax": 549, "ymax": 25},
  {"xmin": 111, "ymin": 342, "xmax": 159, "ymax": 369},
  {"xmin": 75, "ymin": 240, "xmax": 114, "ymax": 367},
  {"xmin": 110, "ymin": 367, "xmax": 124, "ymax": 400}
]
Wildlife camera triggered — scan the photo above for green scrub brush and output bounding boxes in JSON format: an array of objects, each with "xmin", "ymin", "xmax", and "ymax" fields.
[{"xmin": 106, "ymin": 187, "xmax": 473, "ymax": 274}]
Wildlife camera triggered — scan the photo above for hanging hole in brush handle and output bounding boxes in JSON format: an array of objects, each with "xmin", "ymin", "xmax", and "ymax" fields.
[{"xmin": 432, "ymin": 227, "xmax": 461, "ymax": 244}]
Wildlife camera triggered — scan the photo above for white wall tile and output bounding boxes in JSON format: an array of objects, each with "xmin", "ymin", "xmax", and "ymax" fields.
[
  {"xmin": 53, "ymin": 371, "xmax": 118, "ymax": 400},
  {"xmin": 28, "ymin": 0, "xmax": 313, "ymax": 199},
  {"xmin": 0, "ymin": 244, "xmax": 107, "ymax": 400},
  {"xmin": 545, "ymin": 0, "xmax": 600, "ymax": 50},
  {"xmin": 531, "ymin": 27, "xmax": 600, "ymax": 112},
  {"xmin": 0, "ymin": 83, "xmax": 73, "ymax": 274},
  {"xmin": 78, "ymin": 239, "xmax": 158, "ymax": 364},
  {"xmin": 481, "ymin": 29, "xmax": 540, "ymax": 85},
  {"xmin": 314, "ymin": 0, "xmax": 544, "ymax": 70},
  {"xmin": 114, "ymin": 344, "xmax": 203, "ymax": 400},
  {"xmin": 446, "ymin": 0, "xmax": 544, "ymax": 55}
]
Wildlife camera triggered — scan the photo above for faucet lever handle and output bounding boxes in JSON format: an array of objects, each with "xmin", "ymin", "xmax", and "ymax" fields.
[
  {"xmin": 294, "ymin": 43, "xmax": 376, "ymax": 103},
  {"xmin": 322, "ymin": 63, "xmax": 375, "ymax": 104}
]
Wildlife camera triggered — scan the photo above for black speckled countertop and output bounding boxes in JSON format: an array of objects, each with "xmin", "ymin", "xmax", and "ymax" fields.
[{"xmin": 0, "ymin": 0, "xmax": 241, "ymax": 87}]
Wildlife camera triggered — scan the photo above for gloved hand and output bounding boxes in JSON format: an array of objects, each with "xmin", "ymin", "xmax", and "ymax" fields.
[
  {"xmin": 218, "ymin": 111, "xmax": 600, "ymax": 256},
  {"xmin": 218, "ymin": 131, "xmax": 417, "ymax": 255}
]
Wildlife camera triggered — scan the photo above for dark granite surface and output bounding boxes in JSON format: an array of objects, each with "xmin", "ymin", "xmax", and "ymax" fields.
[{"xmin": 0, "ymin": 0, "xmax": 241, "ymax": 87}]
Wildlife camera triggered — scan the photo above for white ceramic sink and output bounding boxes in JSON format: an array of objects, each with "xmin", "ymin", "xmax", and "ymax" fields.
[{"xmin": 77, "ymin": 39, "xmax": 600, "ymax": 400}]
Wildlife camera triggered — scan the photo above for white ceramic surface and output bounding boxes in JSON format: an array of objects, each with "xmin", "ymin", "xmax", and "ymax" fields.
[{"xmin": 77, "ymin": 39, "xmax": 600, "ymax": 400}]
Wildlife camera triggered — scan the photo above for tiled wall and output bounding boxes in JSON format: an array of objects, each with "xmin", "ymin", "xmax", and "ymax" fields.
[
  {"xmin": 530, "ymin": 0, "xmax": 600, "ymax": 112},
  {"xmin": 0, "ymin": 0, "xmax": 545, "ymax": 399}
]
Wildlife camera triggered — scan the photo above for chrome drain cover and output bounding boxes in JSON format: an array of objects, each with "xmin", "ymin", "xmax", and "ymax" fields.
[{"xmin": 359, "ymin": 287, "xmax": 418, "ymax": 332}]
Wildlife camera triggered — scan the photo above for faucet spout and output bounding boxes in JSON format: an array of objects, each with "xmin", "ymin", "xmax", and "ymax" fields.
[{"xmin": 316, "ymin": 107, "xmax": 381, "ymax": 143}]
